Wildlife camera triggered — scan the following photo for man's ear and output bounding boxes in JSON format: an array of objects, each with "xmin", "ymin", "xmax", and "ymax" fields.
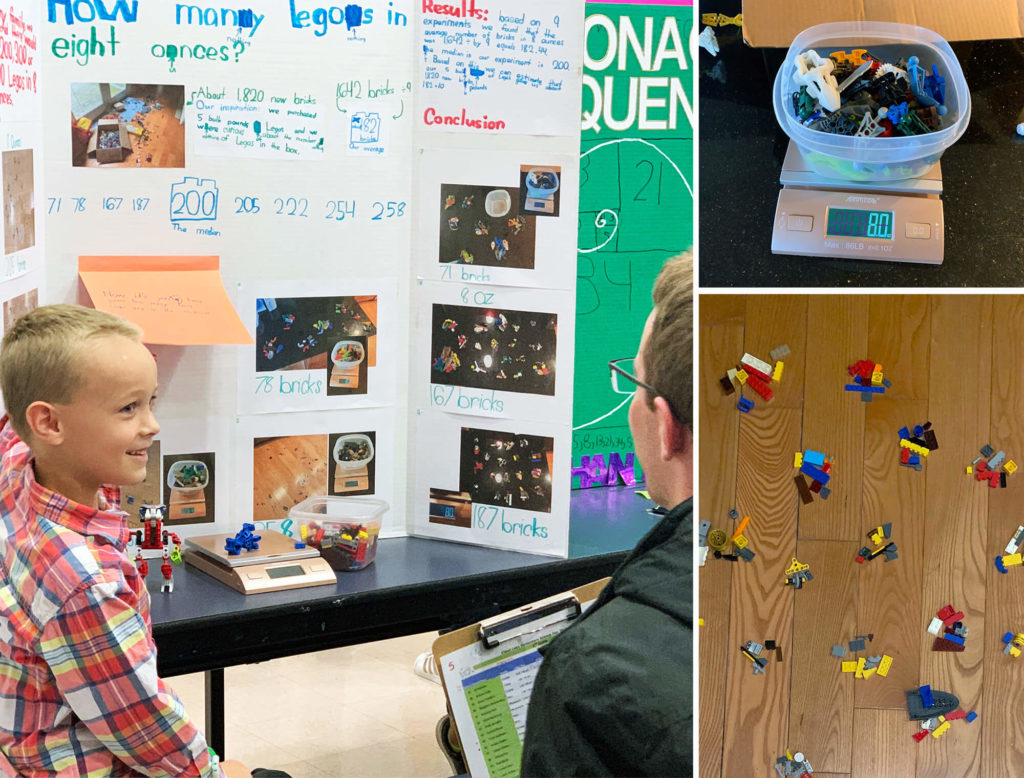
[
  {"xmin": 653, "ymin": 397, "xmax": 685, "ymax": 461},
  {"xmin": 24, "ymin": 401, "xmax": 64, "ymax": 446}
]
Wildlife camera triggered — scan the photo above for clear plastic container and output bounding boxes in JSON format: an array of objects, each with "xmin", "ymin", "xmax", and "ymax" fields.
[
  {"xmin": 289, "ymin": 495, "xmax": 388, "ymax": 571},
  {"xmin": 773, "ymin": 22, "xmax": 970, "ymax": 182}
]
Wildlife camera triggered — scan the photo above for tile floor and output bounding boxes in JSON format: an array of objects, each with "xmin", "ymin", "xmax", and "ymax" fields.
[{"xmin": 168, "ymin": 631, "xmax": 454, "ymax": 778}]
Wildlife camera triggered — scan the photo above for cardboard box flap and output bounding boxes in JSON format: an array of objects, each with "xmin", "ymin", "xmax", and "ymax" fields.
[{"xmin": 742, "ymin": 1, "xmax": 1024, "ymax": 47}]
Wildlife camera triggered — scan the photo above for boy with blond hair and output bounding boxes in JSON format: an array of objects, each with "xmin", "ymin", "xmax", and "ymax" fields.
[{"xmin": 0, "ymin": 305, "xmax": 252, "ymax": 777}]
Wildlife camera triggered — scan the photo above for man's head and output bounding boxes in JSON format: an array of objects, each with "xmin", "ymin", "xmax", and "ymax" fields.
[
  {"xmin": 628, "ymin": 252, "xmax": 693, "ymax": 508},
  {"xmin": 0, "ymin": 305, "xmax": 159, "ymax": 506}
]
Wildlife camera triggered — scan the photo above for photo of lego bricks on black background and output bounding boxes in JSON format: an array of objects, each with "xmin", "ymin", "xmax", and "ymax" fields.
[
  {"xmin": 161, "ymin": 452, "xmax": 216, "ymax": 526},
  {"xmin": 430, "ymin": 303, "xmax": 557, "ymax": 396},
  {"xmin": 438, "ymin": 183, "xmax": 538, "ymax": 269},
  {"xmin": 459, "ymin": 427, "xmax": 554, "ymax": 513},
  {"xmin": 256, "ymin": 295, "xmax": 377, "ymax": 396}
]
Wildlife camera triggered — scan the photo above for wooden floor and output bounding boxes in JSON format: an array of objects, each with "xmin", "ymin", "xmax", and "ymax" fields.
[{"xmin": 698, "ymin": 295, "xmax": 1024, "ymax": 778}]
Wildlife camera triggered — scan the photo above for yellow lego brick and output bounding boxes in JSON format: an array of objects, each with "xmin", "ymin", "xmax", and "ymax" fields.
[
  {"xmin": 861, "ymin": 667, "xmax": 876, "ymax": 679},
  {"xmin": 871, "ymin": 371, "xmax": 883, "ymax": 386},
  {"xmin": 855, "ymin": 657, "xmax": 865, "ymax": 678},
  {"xmin": 698, "ymin": 617, "xmax": 704, "ymax": 627},
  {"xmin": 900, "ymin": 439, "xmax": 929, "ymax": 457},
  {"xmin": 794, "ymin": 452, "xmax": 803, "ymax": 468},
  {"xmin": 966, "ymin": 466, "xmax": 973, "ymax": 474},
  {"xmin": 773, "ymin": 361, "xmax": 784, "ymax": 382},
  {"xmin": 938, "ymin": 715, "xmax": 946, "ymax": 723},
  {"xmin": 1004, "ymin": 553, "xmax": 1023, "ymax": 567},
  {"xmin": 1006, "ymin": 460, "xmax": 1018, "ymax": 474},
  {"xmin": 1010, "ymin": 645, "xmax": 1022, "ymax": 658},
  {"xmin": 733, "ymin": 534, "xmax": 748, "ymax": 549},
  {"xmin": 841, "ymin": 661, "xmax": 858, "ymax": 673},
  {"xmin": 736, "ymin": 369, "xmax": 748, "ymax": 384},
  {"xmin": 931, "ymin": 721, "xmax": 951, "ymax": 738},
  {"xmin": 870, "ymin": 530, "xmax": 884, "ymax": 545},
  {"xmin": 877, "ymin": 654, "xmax": 893, "ymax": 677}
]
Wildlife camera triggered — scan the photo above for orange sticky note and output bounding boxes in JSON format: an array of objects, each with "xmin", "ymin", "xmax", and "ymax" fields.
[{"xmin": 79, "ymin": 256, "xmax": 252, "ymax": 346}]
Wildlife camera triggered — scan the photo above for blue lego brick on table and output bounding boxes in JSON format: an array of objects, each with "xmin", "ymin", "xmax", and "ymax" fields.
[
  {"xmin": 737, "ymin": 397, "xmax": 754, "ymax": 413},
  {"xmin": 819, "ymin": 486, "xmax": 831, "ymax": 499},
  {"xmin": 804, "ymin": 450, "xmax": 826, "ymax": 466},
  {"xmin": 909, "ymin": 454, "xmax": 920, "ymax": 465},
  {"xmin": 800, "ymin": 462, "xmax": 830, "ymax": 485},
  {"xmin": 919, "ymin": 685, "xmax": 934, "ymax": 708},
  {"xmin": 898, "ymin": 426, "xmax": 910, "ymax": 440},
  {"xmin": 1002, "ymin": 631, "xmax": 1014, "ymax": 644},
  {"xmin": 846, "ymin": 384, "xmax": 885, "ymax": 393},
  {"xmin": 966, "ymin": 711, "xmax": 978, "ymax": 723},
  {"xmin": 942, "ymin": 632, "xmax": 965, "ymax": 645}
]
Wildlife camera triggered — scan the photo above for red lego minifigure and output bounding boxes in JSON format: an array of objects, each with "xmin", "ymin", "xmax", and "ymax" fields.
[{"xmin": 127, "ymin": 504, "xmax": 181, "ymax": 594}]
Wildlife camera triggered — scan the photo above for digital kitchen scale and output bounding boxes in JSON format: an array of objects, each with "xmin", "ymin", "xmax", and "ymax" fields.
[
  {"xmin": 184, "ymin": 529, "xmax": 336, "ymax": 594},
  {"xmin": 772, "ymin": 141, "xmax": 944, "ymax": 264}
]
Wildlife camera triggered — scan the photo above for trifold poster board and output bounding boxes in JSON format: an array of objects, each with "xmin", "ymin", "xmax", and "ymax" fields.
[
  {"xmin": 0, "ymin": 0, "xmax": 588, "ymax": 558},
  {"xmin": 433, "ymin": 577, "xmax": 609, "ymax": 778}
]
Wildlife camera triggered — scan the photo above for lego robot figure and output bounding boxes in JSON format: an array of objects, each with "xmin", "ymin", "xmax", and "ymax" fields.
[{"xmin": 127, "ymin": 504, "xmax": 182, "ymax": 593}]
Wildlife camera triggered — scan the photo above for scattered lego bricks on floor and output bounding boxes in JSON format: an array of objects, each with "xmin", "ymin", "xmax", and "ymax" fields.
[
  {"xmin": 719, "ymin": 345, "xmax": 788, "ymax": 412},
  {"xmin": 967, "ymin": 443, "xmax": 1015, "ymax": 489},
  {"xmin": 907, "ymin": 685, "xmax": 974, "ymax": 742},
  {"xmin": 698, "ymin": 510, "xmax": 756, "ymax": 566},
  {"xmin": 834, "ymin": 633, "xmax": 893, "ymax": 679},
  {"xmin": 1001, "ymin": 631, "xmax": 1024, "ymax": 657},
  {"xmin": 927, "ymin": 604, "xmax": 967, "ymax": 653},
  {"xmin": 897, "ymin": 421, "xmax": 938, "ymax": 471},
  {"xmin": 774, "ymin": 749, "xmax": 812, "ymax": 777},
  {"xmin": 793, "ymin": 449, "xmax": 834, "ymax": 503},
  {"xmin": 783, "ymin": 556, "xmax": 813, "ymax": 588},
  {"xmin": 995, "ymin": 525, "xmax": 1024, "ymax": 573},
  {"xmin": 856, "ymin": 522, "xmax": 898, "ymax": 563},
  {"xmin": 741, "ymin": 639, "xmax": 783, "ymax": 675},
  {"xmin": 846, "ymin": 359, "xmax": 892, "ymax": 402}
]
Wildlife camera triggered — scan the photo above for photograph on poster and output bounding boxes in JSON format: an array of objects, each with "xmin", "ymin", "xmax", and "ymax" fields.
[
  {"xmin": 427, "ymin": 488, "xmax": 472, "ymax": 528},
  {"xmin": 2, "ymin": 288, "xmax": 38, "ymax": 332},
  {"xmin": 256, "ymin": 295, "xmax": 377, "ymax": 379},
  {"xmin": 460, "ymin": 426, "xmax": 554, "ymax": 513},
  {"xmin": 430, "ymin": 303, "xmax": 557, "ymax": 396},
  {"xmin": 253, "ymin": 430, "xmax": 379, "ymax": 522},
  {"xmin": 70, "ymin": 83, "xmax": 185, "ymax": 168},
  {"xmin": 162, "ymin": 452, "xmax": 216, "ymax": 525},
  {"xmin": 438, "ymin": 183, "xmax": 537, "ymax": 269},
  {"xmin": 2, "ymin": 150, "xmax": 35, "ymax": 254},
  {"xmin": 122, "ymin": 439, "xmax": 162, "ymax": 527},
  {"xmin": 518, "ymin": 164, "xmax": 561, "ymax": 217},
  {"xmin": 327, "ymin": 431, "xmax": 376, "ymax": 497}
]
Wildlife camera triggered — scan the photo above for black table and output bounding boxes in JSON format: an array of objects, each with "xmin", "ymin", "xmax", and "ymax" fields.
[
  {"xmin": 151, "ymin": 485, "xmax": 656, "ymax": 757},
  {"xmin": 698, "ymin": 7, "xmax": 1024, "ymax": 287}
]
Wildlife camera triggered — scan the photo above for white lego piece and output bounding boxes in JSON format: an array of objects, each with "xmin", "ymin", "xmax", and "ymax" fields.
[
  {"xmin": 793, "ymin": 49, "xmax": 841, "ymax": 112},
  {"xmin": 1006, "ymin": 525, "xmax": 1024, "ymax": 555},
  {"xmin": 698, "ymin": 26, "xmax": 719, "ymax": 56},
  {"xmin": 927, "ymin": 617, "xmax": 943, "ymax": 636}
]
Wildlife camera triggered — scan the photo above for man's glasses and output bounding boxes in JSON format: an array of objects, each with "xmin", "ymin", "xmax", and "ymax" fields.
[{"xmin": 608, "ymin": 358, "xmax": 682, "ymax": 422}]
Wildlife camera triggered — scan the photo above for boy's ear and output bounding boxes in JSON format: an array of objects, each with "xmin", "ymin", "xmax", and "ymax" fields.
[
  {"xmin": 24, "ymin": 401, "xmax": 64, "ymax": 445},
  {"xmin": 654, "ymin": 396, "xmax": 685, "ymax": 461}
]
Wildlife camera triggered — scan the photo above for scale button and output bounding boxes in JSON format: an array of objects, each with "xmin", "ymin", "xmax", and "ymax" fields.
[
  {"xmin": 246, "ymin": 571, "xmax": 264, "ymax": 580},
  {"xmin": 308, "ymin": 562, "xmax": 327, "ymax": 572},
  {"xmin": 787, "ymin": 214, "xmax": 814, "ymax": 232},
  {"xmin": 905, "ymin": 222, "xmax": 932, "ymax": 240}
]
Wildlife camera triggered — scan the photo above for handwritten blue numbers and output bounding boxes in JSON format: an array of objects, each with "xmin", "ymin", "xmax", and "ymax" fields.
[
  {"xmin": 170, "ymin": 177, "xmax": 220, "ymax": 223},
  {"xmin": 326, "ymin": 200, "xmax": 356, "ymax": 220}
]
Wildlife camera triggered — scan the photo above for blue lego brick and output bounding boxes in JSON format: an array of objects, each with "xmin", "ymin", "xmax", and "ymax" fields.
[
  {"xmin": 737, "ymin": 397, "xmax": 754, "ymax": 413},
  {"xmin": 942, "ymin": 632, "xmax": 965, "ymax": 646},
  {"xmin": 819, "ymin": 486, "xmax": 831, "ymax": 499},
  {"xmin": 909, "ymin": 454, "xmax": 920, "ymax": 465},
  {"xmin": 920, "ymin": 685, "xmax": 934, "ymax": 708},
  {"xmin": 804, "ymin": 450, "xmax": 826, "ymax": 466},
  {"xmin": 1003, "ymin": 632, "xmax": 1014, "ymax": 644},
  {"xmin": 898, "ymin": 426, "xmax": 910, "ymax": 440},
  {"xmin": 966, "ymin": 711, "xmax": 978, "ymax": 723},
  {"xmin": 846, "ymin": 384, "xmax": 884, "ymax": 393},
  {"xmin": 800, "ymin": 462, "xmax": 830, "ymax": 485},
  {"xmin": 913, "ymin": 425, "xmax": 925, "ymax": 437}
]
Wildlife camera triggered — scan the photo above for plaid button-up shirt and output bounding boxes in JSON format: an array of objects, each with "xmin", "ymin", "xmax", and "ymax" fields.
[{"xmin": 0, "ymin": 418, "xmax": 221, "ymax": 777}]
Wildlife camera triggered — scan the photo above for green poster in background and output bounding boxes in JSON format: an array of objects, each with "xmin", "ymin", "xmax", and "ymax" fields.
[{"xmin": 572, "ymin": 1, "xmax": 694, "ymax": 483}]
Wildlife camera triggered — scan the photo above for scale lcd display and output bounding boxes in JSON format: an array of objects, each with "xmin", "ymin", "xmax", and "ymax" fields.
[
  {"xmin": 825, "ymin": 208, "xmax": 895, "ymax": 240},
  {"xmin": 266, "ymin": 564, "xmax": 305, "ymax": 579}
]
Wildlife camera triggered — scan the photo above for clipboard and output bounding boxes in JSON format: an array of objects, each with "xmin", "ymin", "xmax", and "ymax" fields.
[{"xmin": 433, "ymin": 577, "xmax": 609, "ymax": 778}]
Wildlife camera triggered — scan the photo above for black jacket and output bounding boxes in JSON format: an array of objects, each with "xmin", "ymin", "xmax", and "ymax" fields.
[{"xmin": 520, "ymin": 498, "xmax": 693, "ymax": 777}]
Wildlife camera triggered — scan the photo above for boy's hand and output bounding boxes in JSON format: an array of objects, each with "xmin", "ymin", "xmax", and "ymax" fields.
[{"xmin": 220, "ymin": 760, "xmax": 252, "ymax": 778}]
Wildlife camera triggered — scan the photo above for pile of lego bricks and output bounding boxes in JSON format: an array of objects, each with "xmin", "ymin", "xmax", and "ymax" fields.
[
  {"xmin": 832, "ymin": 633, "xmax": 893, "ymax": 679},
  {"xmin": 856, "ymin": 522, "xmax": 898, "ymax": 563},
  {"xmin": 698, "ymin": 510, "xmax": 755, "ymax": 565},
  {"xmin": 793, "ymin": 448, "xmax": 833, "ymax": 504},
  {"xmin": 782, "ymin": 556, "xmax": 813, "ymax": 589},
  {"xmin": 739, "ymin": 638, "xmax": 782, "ymax": 675},
  {"xmin": 967, "ymin": 443, "xmax": 1016, "ymax": 489},
  {"xmin": 994, "ymin": 525, "xmax": 1024, "ymax": 573},
  {"xmin": 791, "ymin": 47, "xmax": 949, "ymax": 137},
  {"xmin": 774, "ymin": 750, "xmax": 813, "ymax": 777},
  {"xmin": 907, "ymin": 685, "xmax": 977, "ymax": 743},
  {"xmin": 719, "ymin": 346, "xmax": 787, "ymax": 413},
  {"xmin": 845, "ymin": 359, "xmax": 891, "ymax": 402},
  {"xmin": 926, "ymin": 604, "xmax": 967, "ymax": 652},
  {"xmin": 897, "ymin": 421, "xmax": 937, "ymax": 470}
]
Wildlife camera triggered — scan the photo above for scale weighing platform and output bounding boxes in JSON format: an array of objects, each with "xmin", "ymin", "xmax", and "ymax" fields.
[
  {"xmin": 772, "ymin": 141, "xmax": 944, "ymax": 264},
  {"xmin": 185, "ymin": 529, "xmax": 336, "ymax": 594}
]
